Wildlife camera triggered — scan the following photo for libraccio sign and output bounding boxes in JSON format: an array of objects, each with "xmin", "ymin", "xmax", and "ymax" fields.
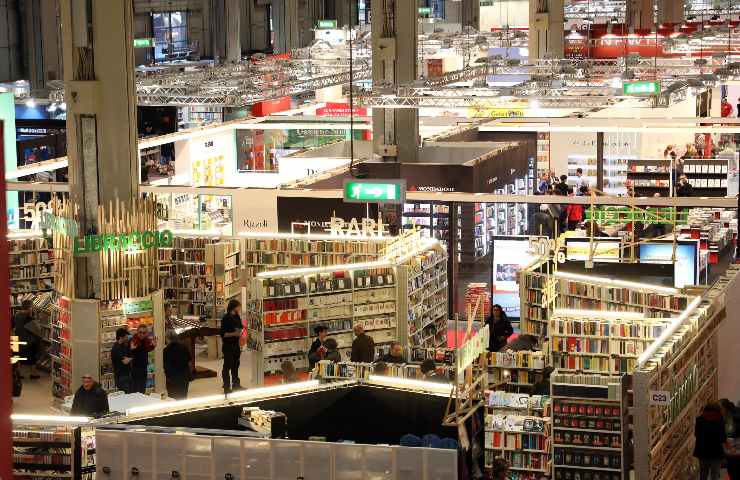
[
  {"xmin": 74, "ymin": 230, "xmax": 173, "ymax": 256},
  {"xmin": 623, "ymin": 80, "xmax": 660, "ymax": 96}
]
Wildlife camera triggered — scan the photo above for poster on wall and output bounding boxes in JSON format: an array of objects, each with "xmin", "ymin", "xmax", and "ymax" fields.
[
  {"xmin": 190, "ymin": 132, "xmax": 233, "ymax": 187},
  {"xmin": 491, "ymin": 235, "xmax": 542, "ymax": 319}
]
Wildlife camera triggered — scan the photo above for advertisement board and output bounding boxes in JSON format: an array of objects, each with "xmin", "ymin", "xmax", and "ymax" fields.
[
  {"xmin": 491, "ymin": 236, "xmax": 542, "ymax": 319},
  {"xmin": 565, "ymin": 238, "xmax": 622, "ymax": 263}
]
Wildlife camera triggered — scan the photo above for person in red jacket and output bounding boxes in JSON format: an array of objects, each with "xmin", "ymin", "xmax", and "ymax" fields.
[
  {"xmin": 129, "ymin": 323, "xmax": 157, "ymax": 394},
  {"xmin": 722, "ymin": 97, "xmax": 734, "ymax": 118},
  {"xmin": 565, "ymin": 191, "xmax": 585, "ymax": 230}
]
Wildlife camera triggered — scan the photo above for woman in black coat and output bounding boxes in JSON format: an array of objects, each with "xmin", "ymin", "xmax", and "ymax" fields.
[{"xmin": 487, "ymin": 304, "xmax": 513, "ymax": 352}]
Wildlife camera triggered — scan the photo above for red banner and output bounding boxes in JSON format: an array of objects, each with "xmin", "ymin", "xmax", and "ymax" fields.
[{"xmin": 316, "ymin": 102, "xmax": 368, "ymax": 117}]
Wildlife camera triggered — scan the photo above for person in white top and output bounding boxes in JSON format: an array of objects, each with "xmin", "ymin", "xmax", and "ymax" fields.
[{"xmin": 574, "ymin": 168, "xmax": 588, "ymax": 194}]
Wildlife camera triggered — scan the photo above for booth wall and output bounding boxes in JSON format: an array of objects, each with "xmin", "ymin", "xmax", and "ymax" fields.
[
  {"xmin": 719, "ymin": 273, "xmax": 740, "ymax": 400},
  {"xmin": 550, "ymin": 131, "xmax": 596, "ymax": 175},
  {"xmin": 480, "ymin": 1, "xmax": 529, "ymax": 30}
]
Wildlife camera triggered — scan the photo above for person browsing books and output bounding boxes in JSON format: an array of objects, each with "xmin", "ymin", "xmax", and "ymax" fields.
[
  {"xmin": 220, "ymin": 299, "xmax": 244, "ymax": 394},
  {"xmin": 308, "ymin": 325, "xmax": 329, "ymax": 369},
  {"xmin": 163, "ymin": 329, "xmax": 192, "ymax": 399},
  {"xmin": 322, "ymin": 338, "xmax": 341, "ymax": 363},
  {"xmin": 110, "ymin": 327, "xmax": 133, "ymax": 393},
  {"xmin": 487, "ymin": 304, "xmax": 513, "ymax": 352},
  {"xmin": 350, "ymin": 324, "xmax": 375, "ymax": 363},
  {"xmin": 129, "ymin": 323, "xmax": 156, "ymax": 394},
  {"xmin": 694, "ymin": 402, "xmax": 727, "ymax": 480},
  {"xmin": 381, "ymin": 342, "xmax": 406, "ymax": 364},
  {"xmin": 420, "ymin": 359, "xmax": 447, "ymax": 383}
]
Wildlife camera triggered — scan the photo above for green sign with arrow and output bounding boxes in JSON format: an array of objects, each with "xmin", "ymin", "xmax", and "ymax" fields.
[
  {"xmin": 317, "ymin": 19, "xmax": 338, "ymax": 29},
  {"xmin": 418, "ymin": 7, "xmax": 432, "ymax": 15},
  {"xmin": 623, "ymin": 80, "xmax": 660, "ymax": 96},
  {"xmin": 133, "ymin": 38, "xmax": 154, "ymax": 48},
  {"xmin": 343, "ymin": 180, "xmax": 406, "ymax": 205}
]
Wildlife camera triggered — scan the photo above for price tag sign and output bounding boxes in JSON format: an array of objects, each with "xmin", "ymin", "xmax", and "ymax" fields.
[{"xmin": 649, "ymin": 390, "xmax": 671, "ymax": 406}]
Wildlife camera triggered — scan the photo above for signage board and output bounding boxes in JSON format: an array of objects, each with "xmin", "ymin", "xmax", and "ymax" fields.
[
  {"xmin": 316, "ymin": 102, "xmax": 368, "ymax": 117},
  {"xmin": 418, "ymin": 7, "xmax": 432, "ymax": 15},
  {"xmin": 74, "ymin": 230, "xmax": 173, "ymax": 255},
  {"xmin": 623, "ymin": 80, "xmax": 660, "ymax": 96},
  {"xmin": 133, "ymin": 38, "xmax": 154, "ymax": 48},
  {"xmin": 649, "ymin": 390, "xmax": 671, "ymax": 406},
  {"xmin": 585, "ymin": 206, "xmax": 687, "ymax": 225},
  {"xmin": 467, "ymin": 107, "xmax": 525, "ymax": 118},
  {"xmin": 123, "ymin": 298, "xmax": 154, "ymax": 315},
  {"xmin": 343, "ymin": 179, "xmax": 406, "ymax": 205},
  {"xmin": 457, "ymin": 325, "xmax": 489, "ymax": 375},
  {"xmin": 317, "ymin": 19, "xmax": 337, "ymax": 29}
]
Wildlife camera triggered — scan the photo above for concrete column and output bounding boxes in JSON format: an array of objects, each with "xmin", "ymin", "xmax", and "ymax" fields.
[
  {"xmin": 626, "ymin": 0, "xmax": 654, "ymax": 30},
  {"xmin": 201, "ymin": 0, "xmax": 213, "ymax": 57},
  {"xmin": 225, "ymin": 0, "xmax": 241, "ymax": 61},
  {"xmin": 461, "ymin": 0, "xmax": 480, "ymax": 29},
  {"xmin": 327, "ymin": 0, "xmax": 352, "ymax": 28},
  {"xmin": 22, "ymin": 0, "xmax": 63, "ymax": 90},
  {"xmin": 371, "ymin": 0, "xmax": 419, "ymax": 163},
  {"xmin": 60, "ymin": 0, "xmax": 138, "ymax": 297},
  {"xmin": 303, "ymin": 0, "xmax": 325, "ymax": 46},
  {"xmin": 657, "ymin": 0, "xmax": 683, "ymax": 25},
  {"xmin": 529, "ymin": 0, "xmax": 564, "ymax": 59},
  {"xmin": 272, "ymin": 0, "xmax": 300, "ymax": 53}
]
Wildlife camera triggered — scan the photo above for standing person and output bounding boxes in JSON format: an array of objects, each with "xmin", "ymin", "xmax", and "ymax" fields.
[
  {"xmin": 163, "ymin": 330, "xmax": 192, "ymax": 400},
  {"xmin": 13, "ymin": 300, "xmax": 40, "ymax": 379},
  {"xmin": 381, "ymin": 342, "xmax": 406, "ymax": 364},
  {"xmin": 574, "ymin": 167, "xmax": 586, "ymax": 192},
  {"xmin": 694, "ymin": 402, "xmax": 727, "ymax": 480},
  {"xmin": 537, "ymin": 171, "xmax": 551, "ymax": 194},
  {"xmin": 220, "ymin": 299, "xmax": 244, "ymax": 394},
  {"xmin": 722, "ymin": 97, "xmax": 734, "ymax": 117},
  {"xmin": 487, "ymin": 304, "xmax": 513, "ymax": 352},
  {"xmin": 308, "ymin": 325, "xmax": 329, "ymax": 369},
  {"xmin": 565, "ymin": 196, "xmax": 584, "ymax": 231},
  {"xmin": 322, "ymin": 338, "xmax": 341, "ymax": 363},
  {"xmin": 110, "ymin": 327, "xmax": 132, "ymax": 393},
  {"xmin": 529, "ymin": 204, "xmax": 554, "ymax": 238},
  {"xmin": 676, "ymin": 174, "xmax": 693, "ymax": 197},
  {"xmin": 721, "ymin": 399, "xmax": 740, "ymax": 480},
  {"xmin": 129, "ymin": 324, "xmax": 156, "ymax": 394},
  {"xmin": 70, "ymin": 374, "xmax": 109, "ymax": 418},
  {"xmin": 350, "ymin": 324, "xmax": 375, "ymax": 363},
  {"xmin": 280, "ymin": 360, "xmax": 298, "ymax": 383}
]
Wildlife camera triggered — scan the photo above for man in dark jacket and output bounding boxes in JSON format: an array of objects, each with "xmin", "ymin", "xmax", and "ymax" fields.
[
  {"xmin": 163, "ymin": 330, "xmax": 192, "ymax": 399},
  {"xmin": 381, "ymin": 342, "xmax": 406, "ymax": 364},
  {"xmin": 529, "ymin": 204, "xmax": 554, "ymax": 238},
  {"xmin": 110, "ymin": 327, "xmax": 132, "ymax": 393},
  {"xmin": 129, "ymin": 324, "xmax": 157, "ymax": 394},
  {"xmin": 350, "ymin": 325, "xmax": 375, "ymax": 363},
  {"xmin": 71, "ymin": 374, "xmax": 109, "ymax": 418},
  {"xmin": 220, "ymin": 299, "xmax": 243, "ymax": 393},
  {"xmin": 420, "ymin": 359, "xmax": 448, "ymax": 383}
]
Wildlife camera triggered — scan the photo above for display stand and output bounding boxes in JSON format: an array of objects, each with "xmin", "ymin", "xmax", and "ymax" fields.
[
  {"xmin": 12, "ymin": 419, "xmax": 95, "ymax": 479},
  {"xmin": 627, "ymin": 159, "xmax": 673, "ymax": 197},
  {"xmin": 8, "ymin": 234, "xmax": 54, "ymax": 311},
  {"xmin": 682, "ymin": 158, "xmax": 728, "ymax": 196}
]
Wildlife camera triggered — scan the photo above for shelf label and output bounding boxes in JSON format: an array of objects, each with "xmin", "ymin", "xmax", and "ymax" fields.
[
  {"xmin": 623, "ymin": 80, "xmax": 660, "ymax": 96},
  {"xmin": 649, "ymin": 390, "xmax": 671, "ymax": 406},
  {"xmin": 133, "ymin": 38, "xmax": 154, "ymax": 48},
  {"xmin": 343, "ymin": 179, "xmax": 406, "ymax": 205},
  {"xmin": 317, "ymin": 19, "xmax": 337, "ymax": 29}
]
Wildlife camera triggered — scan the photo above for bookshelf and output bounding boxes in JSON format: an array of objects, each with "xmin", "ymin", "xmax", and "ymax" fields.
[
  {"xmin": 519, "ymin": 260, "xmax": 554, "ymax": 337},
  {"xmin": 537, "ymin": 132, "xmax": 550, "ymax": 176},
  {"xmin": 205, "ymin": 239, "xmax": 243, "ymax": 322},
  {"xmin": 484, "ymin": 391, "xmax": 552, "ymax": 478},
  {"xmin": 487, "ymin": 350, "xmax": 547, "ymax": 388},
  {"xmin": 158, "ymin": 235, "xmax": 220, "ymax": 318},
  {"xmin": 254, "ymin": 267, "xmax": 400, "ymax": 375},
  {"xmin": 626, "ymin": 159, "xmax": 673, "ymax": 197},
  {"xmin": 551, "ymin": 373, "xmax": 627, "ymax": 480},
  {"xmin": 24, "ymin": 291, "xmax": 57, "ymax": 373},
  {"xmin": 12, "ymin": 421, "xmax": 96, "ymax": 479},
  {"xmin": 406, "ymin": 247, "xmax": 448, "ymax": 348},
  {"xmin": 682, "ymin": 158, "xmax": 728, "ymax": 196},
  {"xmin": 9, "ymin": 235, "xmax": 55, "ymax": 310},
  {"xmin": 50, "ymin": 293, "xmax": 166, "ymax": 405},
  {"xmin": 402, "ymin": 202, "xmax": 453, "ymax": 252}
]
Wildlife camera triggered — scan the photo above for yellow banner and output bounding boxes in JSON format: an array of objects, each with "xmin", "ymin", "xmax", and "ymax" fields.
[{"xmin": 467, "ymin": 107, "xmax": 525, "ymax": 118}]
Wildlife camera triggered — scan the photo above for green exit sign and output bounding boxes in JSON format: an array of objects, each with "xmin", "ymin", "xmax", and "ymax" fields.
[
  {"xmin": 343, "ymin": 180, "xmax": 406, "ymax": 205},
  {"xmin": 623, "ymin": 80, "xmax": 660, "ymax": 96},
  {"xmin": 133, "ymin": 38, "xmax": 154, "ymax": 48},
  {"xmin": 317, "ymin": 19, "xmax": 337, "ymax": 29},
  {"xmin": 418, "ymin": 7, "xmax": 432, "ymax": 15}
]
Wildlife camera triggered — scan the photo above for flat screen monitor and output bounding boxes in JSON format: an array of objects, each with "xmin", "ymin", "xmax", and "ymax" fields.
[
  {"xmin": 491, "ymin": 236, "xmax": 542, "ymax": 320},
  {"xmin": 639, "ymin": 240, "xmax": 699, "ymax": 288}
]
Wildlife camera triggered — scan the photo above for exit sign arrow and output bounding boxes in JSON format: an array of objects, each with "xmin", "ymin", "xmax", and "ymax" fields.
[{"xmin": 343, "ymin": 180, "xmax": 406, "ymax": 205}]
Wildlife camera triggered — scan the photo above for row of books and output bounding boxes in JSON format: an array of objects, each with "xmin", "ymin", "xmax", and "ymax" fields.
[
  {"xmin": 313, "ymin": 361, "xmax": 374, "ymax": 379},
  {"xmin": 561, "ymin": 282, "xmax": 688, "ymax": 311},
  {"xmin": 550, "ymin": 318, "xmax": 666, "ymax": 338},
  {"xmin": 488, "ymin": 351, "xmax": 546, "ymax": 369},
  {"xmin": 244, "ymin": 238, "xmax": 386, "ymax": 255},
  {"xmin": 486, "ymin": 431, "xmax": 549, "ymax": 451},
  {"xmin": 489, "ymin": 368, "xmax": 537, "ymax": 386},
  {"xmin": 488, "ymin": 414, "xmax": 547, "ymax": 433},
  {"xmin": 487, "ymin": 391, "xmax": 549, "ymax": 410},
  {"xmin": 551, "ymin": 337, "xmax": 649, "ymax": 356},
  {"xmin": 558, "ymin": 297, "xmax": 669, "ymax": 318},
  {"xmin": 353, "ymin": 287, "xmax": 395, "ymax": 305},
  {"xmin": 554, "ymin": 469, "xmax": 621, "ymax": 480},
  {"xmin": 553, "ymin": 449, "xmax": 621, "ymax": 470},
  {"xmin": 553, "ymin": 430, "xmax": 621, "ymax": 449},
  {"xmin": 553, "ymin": 355, "xmax": 637, "ymax": 374},
  {"xmin": 409, "ymin": 347, "xmax": 455, "ymax": 365},
  {"xmin": 553, "ymin": 417, "xmax": 621, "ymax": 433}
]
